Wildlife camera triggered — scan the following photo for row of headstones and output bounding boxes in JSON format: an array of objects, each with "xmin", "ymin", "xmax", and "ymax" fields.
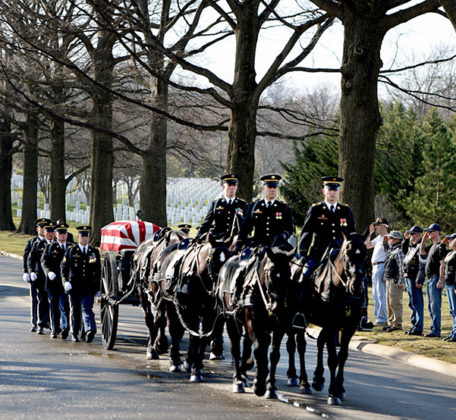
[{"xmin": 11, "ymin": 175, "xmax": 222, "ymax": 226}]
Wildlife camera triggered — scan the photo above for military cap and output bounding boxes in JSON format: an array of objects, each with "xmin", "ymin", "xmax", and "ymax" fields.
[
  {"xmin": 36, "ymin": 218, "xmax": 51, "ymax": 227},
  {"xmin": 406, "ymin": 225, "xmax": 423, "ymax": 234},
  {"xmin": 177, "ymin": 223, "xmax": 192, "ymax": 234},
  {"xmin": 260, "ymin": 174, "xmax": 282, "ymax": 187},
  {"xmin": 373, "ymin": 217, "xmax": 389, "ymax": 227},
  {"xmin": 76, "ymin": 225, "xmax": 92, "ymax": 236},
  {"xmin": 387, "ymin": 230, "xmax": 403, "ymax": 240},
  {"xmin": 55, "ymin": 223, "xmax": 69, "ymax": 233},
  {"xmin": 321, "ymin": 176, "xmax": 343, "ymax": 190},
  {"xmin": 44, "ymin": 223, "xmax": 55, "ymax": 232},
  {"xmin": 220, "ymin": 174, "xmax": 239, "ymax": 185},
  {"xmin": 424, "ymin": 223, "xmax": 442, "ymax": 232}
]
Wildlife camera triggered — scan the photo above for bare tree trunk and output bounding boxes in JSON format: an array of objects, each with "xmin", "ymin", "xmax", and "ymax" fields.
[
  {"xmin": 0, "ymin": 119, "xmax": 15, "ymax": 231},
  {"xmin": 140, "ymin": 77, "xmax": 167, "ymax": 227},
  {"xmin": 18, "ymin": 111, "xmax": 39, "ymax": 234},
  {"xmin": 441, "ymin": 0, "xmax": 456, "ymax": 31},
  {"xmin": 339, "ymin": 17, "xmax": 384, "ymax": 232},
  {"xmin": 50, "ymin": 117, "xmax": 66, "ymax": 222},
  {"xmin": 226, "ymin": 16, "xmax": 260, "ymax": 201},
  {"xmin": 89, "ymin": 96, "xmax": 114, "ymax": 245}
]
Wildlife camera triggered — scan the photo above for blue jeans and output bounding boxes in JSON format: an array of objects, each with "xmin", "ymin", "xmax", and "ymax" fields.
[
  {"xmin": 372, "ymin": 263, "xmax": 387, "ymax": 323},
  {"xmin": 445, "ymin": 283, "xmax": 456, "ymax": 338},
  {"xmin": 70, "ymin": 294, "xmax": 96, "ymax": 335},
  {"xmin": 405, "ymin": 277, "xmax": 424, "ymax": 332},
  {"xmin": 426, "ymin": 275, "xmax": 442, "ymax": 336}
]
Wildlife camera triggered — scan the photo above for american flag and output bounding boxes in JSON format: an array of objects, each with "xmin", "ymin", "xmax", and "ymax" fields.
[{"xmin": 100, "ymin": 221, "xmax": 160, "ymax": 252}]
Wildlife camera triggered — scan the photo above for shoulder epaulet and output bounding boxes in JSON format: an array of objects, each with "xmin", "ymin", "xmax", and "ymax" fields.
[
  {"xmin": 311, "ymin": 201, "xmax": 323, "ymax": 207},
  {"xmin": 339, "ymin": 202, "xmax": 350, "ymax": 208}
]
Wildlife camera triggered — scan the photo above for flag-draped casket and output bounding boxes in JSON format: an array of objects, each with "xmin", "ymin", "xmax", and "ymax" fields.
[{"xmin": 100, "ymin": 221, "xmax": 160, "ymax": 252}]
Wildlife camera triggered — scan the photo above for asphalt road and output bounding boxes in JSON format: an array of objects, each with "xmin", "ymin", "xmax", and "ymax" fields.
[{"xmin": 1, "ymin": 254, "xmax": 456, "ymax": 419}]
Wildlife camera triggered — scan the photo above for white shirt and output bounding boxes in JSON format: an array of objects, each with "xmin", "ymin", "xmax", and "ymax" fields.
[
  {"xmin": 371, "ymin": 235, "xmax": 387, "ymax": 263},
  {"xmin": 224, "ymin": 196, "xmax": 235, "ymax": 205},
  {"xmin": 264, "ymin": 198, "xmax": 276, "ymax": 207},
  {"xmin": 58, "ymin": 241, "xmax": 67, "ymax": 250},
  {"xmin": 79, "ymin": 245, "xmax": 88, "ymax": 254},
  {"xmin": 324, "ymin": 201, "xmax": 338, "ymax": 212}
]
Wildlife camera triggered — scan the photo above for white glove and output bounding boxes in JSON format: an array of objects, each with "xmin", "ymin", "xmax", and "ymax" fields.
[
  {"xmin": 48, "ymin": 271, "xmax": 57, "ymax": 280},
  {"xmin": 30, "ymin": 272, "xmax": 37, "ymax": 282},
  {"xmin": 64, "ymin": 281, "xmax": 72, "ymax": 293},
  {"xmin": 23, "ymin": 273, "xmax": 31, "ymax": 283}
]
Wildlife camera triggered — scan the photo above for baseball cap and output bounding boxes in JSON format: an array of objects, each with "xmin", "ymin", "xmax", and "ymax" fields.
[
  {"xmin": 424, "ymin": 223, "xmax": 442, "ymax": 232},
  {"xmin": 373, "ymin": 217, "xmax": 388, "ymax": 227},
  {"xmin": 387, "ymin": 230, "xmax": 403, "ymax": 240},
  {"xmin": 406, "ymin": 225, "xmax": 423, "ymax": 234}
]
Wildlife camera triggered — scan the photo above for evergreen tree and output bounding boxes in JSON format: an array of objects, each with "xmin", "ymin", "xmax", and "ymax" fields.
[
  {"xmin": 281, "ymin": 133, "xmax": 338, "ymax": 225},
  {"xmin": 403, "ymin": 108, "xmax": 456, "ymax": 231},
  {"xmin": 375, "ymin": 102, "xmax": 425, "ymax": 220}
]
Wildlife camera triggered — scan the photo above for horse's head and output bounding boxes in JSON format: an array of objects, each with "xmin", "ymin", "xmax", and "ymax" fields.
[{"xmin": 339, "ymin": 232, "xmax": 368, "ymax": 296}]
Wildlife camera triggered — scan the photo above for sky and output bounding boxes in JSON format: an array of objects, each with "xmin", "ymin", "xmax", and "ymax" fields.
[{"xmin": 188, "ymin": 5, "xmax": 456, "ymax": 100}]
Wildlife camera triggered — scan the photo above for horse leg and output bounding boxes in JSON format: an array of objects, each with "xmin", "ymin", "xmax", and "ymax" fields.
[
  {"xmin": 139, "ymin": 289, "xmax": 158, "ymax": 360},
  {"xmin": 296, "ymin": 329, "xmax": 311, "ymax": 394},
  {"xmin": 240, "ymin": 326, "xmax": 253, "ymax": 387},
  {"xmin": 286, "ymin": 333, "xmax": 299, "ymax": 387},
  {"xmin": 246, "ymin": 311, "xmax": 270, "ymax": 397},
  {"xmin": 226, "ymin": 316, "xmax": 245, "ymax": 393},
  {"xmin": 336, "ymin": 327, "xmax": 355, "ymax": 401},
  {"xmin": 326, "ymin": 329, "xmax": 342, "ymax": 406},
  {"xmin": 312, "ymin": 329, "xmax": 326, "ymax": 391},
  {"xmin": 167, "ymin": 302, "xmax": 184, "ymax": 372},
  {"xmin": 153, "ymin": 303, "xmax": 169, "ymax": 355},
  {"xmin": 265, "ymin": 329, "xmax": 285, "ymax": 399}
]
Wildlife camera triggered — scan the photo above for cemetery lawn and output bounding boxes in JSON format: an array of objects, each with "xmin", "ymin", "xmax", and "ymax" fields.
[{"xmin": 1, "ymin": 228, "xmax": 455, "ymax": 365}]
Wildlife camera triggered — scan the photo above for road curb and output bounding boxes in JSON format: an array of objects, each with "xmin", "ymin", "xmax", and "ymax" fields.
[
  {"xmin": 0, "ymin": 251, "xmax": 22, "ymax": 260},
  {"xmin": 308, "ymin": 327, "xmax": 456, "ymax": 379}
]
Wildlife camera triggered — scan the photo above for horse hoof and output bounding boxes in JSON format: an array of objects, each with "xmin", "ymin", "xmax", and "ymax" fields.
[
  {"xmin": 183, "ymin": 360, "xmax": 192, "ymax": 373},
  {"xmin": 328, "ymin": 396, "xmax": 342, "ymax": 406},
  {"xmin": 233, "ymin": 381, "xmax": 245, "ymax": 393},
  {"xmin": 299, "ymin": 384, "xmax": 312, "ymax": 395},
  {"xmin": 312, "ymin": 381, "xmax": 324, "ymax": 392},
  {"xmin": 265, "ymin": 388, "xmax": 278, "ymax": 399},
  {"xmin": 169, "ymin": 364, "xmax": 181, "ymax": 373},
  {"xmin": 190, "ymin": 372, "xmax": 203, "ymax": 382},
  {"xmin": 146, "ymin": 349, "xmax": 159, "ymax": 360},
  {"xmin": 287, "ymin": 377, "xmax": 299, "ymax": 387},
  {"xmin": 244, "ymin": 357, "xmax": 254, "ymax": 371},
  {"xmin": 241, "ymin": 375, "xmax": 251, "ymax": 388},
  {"xmin": 253, "ymin": 382, "xmax": 266, "ymax": 397}
]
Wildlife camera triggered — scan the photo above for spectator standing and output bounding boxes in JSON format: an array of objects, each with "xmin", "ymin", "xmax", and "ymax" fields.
[
  {"xmin": 402, "ymin": 226, "xmax": 425, "ymax": 336},
  {"xmin": 420, "ymin": 223, "xmax": 446, "ymax": 338},
  {"xmin": 383, "ymin": 231, "xmax": 406, "ymax": 332},
  {"xmin": 366, "ymin": 217, "xmax": 389, "ymax": 327},
  {"xmin": 441, "ymin": 233, "xmax": 456, "ymax": 342}
]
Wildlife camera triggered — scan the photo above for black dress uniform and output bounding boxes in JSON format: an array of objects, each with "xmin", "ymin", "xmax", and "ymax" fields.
[
  {"xmin": 298, "ymin": 201, "xmax": 356, "ymax": 261},
  {"xmin": 237, "ymin": 198, "xmax": 294, "ymax": 248},
  {"xmin": 23, "ymin": 218, "xmax": 51, "ymax": 331},
  {"xmin": 41, "ymin": 224, "xmax": 71, "ymax": 339},
  {"xmin": 61, "ymin": 226, "xmax": 101, "ymax": 342},
  {"xmin": 27, "ymin": 232, "xmax": 54, "ymax": 333},
  {"xmin": 195, "ymin": 174, "xmax": 247, "ymax": 241},
  {"xmin": 196, "ymin": 196, "xmax": 247, "ymax": 240}
]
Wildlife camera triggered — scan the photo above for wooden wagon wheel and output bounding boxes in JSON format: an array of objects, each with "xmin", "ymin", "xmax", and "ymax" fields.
[{"xmin": 100, "ymin": 252, "xmax": 119, "ymax": 350}]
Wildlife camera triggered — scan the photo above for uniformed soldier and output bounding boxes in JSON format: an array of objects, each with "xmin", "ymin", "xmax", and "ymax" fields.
[
  {"xmin": 23, "ymin": 218, "xmax": 51, "ymax": 332},
  {"xmin": 194, "ymin": 174, "xmax": 247, "ymax": 242},
  {"xmin": 294, "ymin": 176, "xmax": 356, "ymax": 328},
  {"xmin": 193, "ymin": 174, "xmax": 247, "ymax": 360},
  {"xmin": 235, "ymin": 174, "xmax": 294, "ymax": 250},
  {"xmin": 61, "ymin": 226, "xmax": 101, "ymax": 343},
  {"xmin": 41, "ymin": 223, "xmax": 71, "ymax": 339},
  {"xmin": 27, "ymin": 222, "xmax": 56, "ymax": 334}
]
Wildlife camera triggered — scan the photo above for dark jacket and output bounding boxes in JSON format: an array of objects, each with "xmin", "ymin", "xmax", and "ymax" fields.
[
  {"xmin": 196, "ymin": 197, "xmax": 247, "ymax": 240},
  {"xmin": 23, "ymin": 236, "xmax": 41, "ymax": 274},
  {"xmin": 41, "ymin": 241, "xmax": 69, "ymax": 294},
  {"xmin": 237, "ymin": 199, "xmax": 294, "ymax": 247},
  {"xmin": 298, "ymin": 201, "xmax": 356, "ymax": 260},
  {"xmin": 27, "ymin": 238, "xmax": 53, "ymax": 289},
  {"xmin": 384, "ymin": 242, "xmax": 405, "ymax": 285},
  {"xmin": 402, "ymin": 239, "xmax": 422, "ymax": 280},
  {"xmin": 443, "ymin": 250, "xmax": 456, "ymax": 286},
  {"xmin": 61, "ymin": 244, "xmax": 101, "ymax": 296}
]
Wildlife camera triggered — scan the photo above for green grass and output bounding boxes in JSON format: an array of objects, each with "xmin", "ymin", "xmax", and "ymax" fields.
[{"xmin": 1, "ymin": 225, "xmax": 455, "ymax": 364}]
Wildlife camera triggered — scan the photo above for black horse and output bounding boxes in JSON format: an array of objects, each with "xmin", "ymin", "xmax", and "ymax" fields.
[
  {"xmin": 242, "ymin": 238, "xmax": 296, "ymax": 399},
  {"xmin": 174, "ymin": 233, "xmax": 234, "ymax": 382},
  {"xmin": 303, "ymin": 232, "xmax": 368, "ymax": 405}
]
